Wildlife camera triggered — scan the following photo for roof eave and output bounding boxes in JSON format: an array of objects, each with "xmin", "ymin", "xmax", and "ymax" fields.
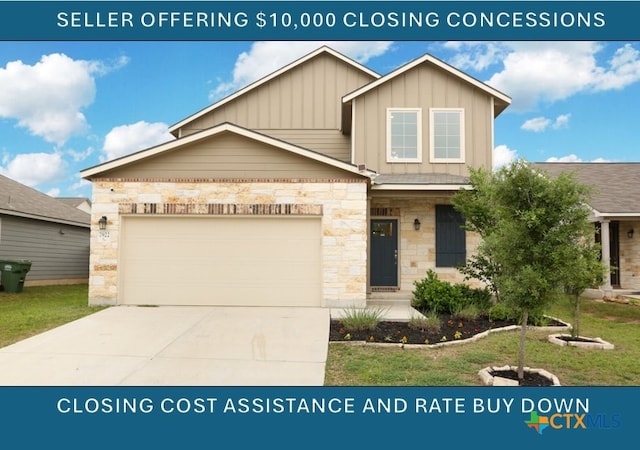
[
  {"xmin": 0, "ymin": 209, "xmax": 90, "ymax": 228},
  {"xmin": 371, "ymin": 184, "xmax": 472, "ymax": 191},
  {"xmin": 81, "ymin": 122, "xmax": 375, "ymax": 180}
]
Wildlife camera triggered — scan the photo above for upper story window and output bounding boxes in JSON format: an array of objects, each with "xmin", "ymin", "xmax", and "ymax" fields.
[
  {"xmin": 386, "ymin": 108, "xmax": 422, "ymax": 163},
  {"xmin": 430, "ymin": 108, "xmax": 465, "ymax": 163}
]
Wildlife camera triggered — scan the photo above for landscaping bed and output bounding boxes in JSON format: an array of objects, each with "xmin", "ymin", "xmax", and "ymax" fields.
[{"xmin": 329, "ymin": 314, "xmax": 567, "ymax": 346}]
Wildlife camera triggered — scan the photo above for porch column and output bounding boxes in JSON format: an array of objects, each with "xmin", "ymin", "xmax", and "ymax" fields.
[{"xmin": 600, "ymin": 219, "xmax": 613, "ymax": 294}]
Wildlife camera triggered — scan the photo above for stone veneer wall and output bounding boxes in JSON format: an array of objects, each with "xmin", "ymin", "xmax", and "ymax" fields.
[
  {"xmin": 619, "ymin": 220, "xmax": 640, "ymax": 290},
  {"xmin": 89, "ymin": 179, "xmax": 368, "ymax": 307},
  {"xmin": 370, "ymin": 196, "xmax": 481, "ymax": 292}
]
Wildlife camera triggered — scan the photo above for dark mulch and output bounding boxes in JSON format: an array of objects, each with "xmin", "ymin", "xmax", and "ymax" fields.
[
  {"xmin": 490, "ymin": 369, "xmax": 555, "ymax": 387},
  {"xmin": 330, "ymin": 315, "xmax": 511, "ymax": 345},
  {"xmin": 555, "ymin": 335, "xmax": 598, "ymax": 343},
  {"xmin": 329, "ymin": 314, "xmax": 566, "ymax": 346}
]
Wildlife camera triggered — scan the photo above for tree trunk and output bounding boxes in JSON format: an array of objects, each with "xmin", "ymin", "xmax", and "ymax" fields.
[
  {"xmin": 518, "ymin": 309, "xmax": 528, "ymax": 380},
  {"xmin": 573, "ymin": 293, "xmax": 580, "ymax": 338}
]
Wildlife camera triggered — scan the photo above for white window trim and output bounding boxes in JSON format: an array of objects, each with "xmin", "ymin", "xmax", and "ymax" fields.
[
  {"xmin": 386, "ymin": 108, "xmax": 422, "ymax": 163},
  {"xmin": 429, "ymin": 108, "xmax": 465, "ymax": 163}
]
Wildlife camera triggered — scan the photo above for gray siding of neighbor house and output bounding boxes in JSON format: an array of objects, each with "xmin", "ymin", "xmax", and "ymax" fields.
[{"xmin": 0, "ymin": 215, "xmax": 89, "ymax": 282}]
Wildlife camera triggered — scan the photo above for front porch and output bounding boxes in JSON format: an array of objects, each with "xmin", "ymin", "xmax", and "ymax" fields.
[
  {"xmin": 595, "ymin": 218, "xmax": 640, "ymax": 293},
  {"xmin": 367, "ymin": 193, "xmax": 482, "ymax": 294}
]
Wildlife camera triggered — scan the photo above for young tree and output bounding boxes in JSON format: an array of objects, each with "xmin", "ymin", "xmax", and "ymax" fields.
[
  {"xmin": 563, "ymin": 242, "xmax": 605, "ymax": 338},
  {"xmin": 452, "ymin": 167, "xmax": 502, "ymax": 301},
  {"xmin": 453, "ymin": 160, "xmax": 598, "ymax": 380}
]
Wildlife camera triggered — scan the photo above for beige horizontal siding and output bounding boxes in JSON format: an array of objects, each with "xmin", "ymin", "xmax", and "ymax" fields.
[
  {"xmin": 99, "ymin": 131, "xmax": 360, "ymax": 180},
  {"xmin": 255, "ymin": 129, "xmax": 351, "ymax": 162}
]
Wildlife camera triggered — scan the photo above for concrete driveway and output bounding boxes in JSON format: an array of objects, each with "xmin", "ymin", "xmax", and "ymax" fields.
[{"xmin": 0, "ymin": 306, "xmax": 330, "ymax": 386}]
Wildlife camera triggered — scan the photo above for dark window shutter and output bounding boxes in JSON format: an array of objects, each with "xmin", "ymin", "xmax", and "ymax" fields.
[{"xmin": 435, "ymin": 205, "xmax": 466, "ymax": 267}]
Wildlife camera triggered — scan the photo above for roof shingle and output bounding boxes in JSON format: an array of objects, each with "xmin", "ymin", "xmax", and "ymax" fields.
[
  {"xmin": 0, "ymin": 175, "xmax": 90, "ymax": 227},
  {"xmin": 532, "ymin": 162, "xmax": 640, "ymax": 215}
]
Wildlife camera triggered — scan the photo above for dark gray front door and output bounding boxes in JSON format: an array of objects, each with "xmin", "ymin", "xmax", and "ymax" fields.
[{"xmin": 371, "ymin": 219, "xmax": 398, "ymax": 287}]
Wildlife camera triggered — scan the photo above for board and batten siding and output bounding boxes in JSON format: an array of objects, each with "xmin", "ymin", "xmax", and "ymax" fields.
[
  {"xmin": 0, "ymin": 215, "xmax": 89, "ymax": 282},
  {"xmin": 177, "ymin": 53, "xmax": 376, "ymax": 160},
  {"xmin": 99, "ymin": 131, "xmax": 361, "ymax": 180},
  {"xmin": 352, "ymin": 62, "xmax": 494, "ymax": 176}
]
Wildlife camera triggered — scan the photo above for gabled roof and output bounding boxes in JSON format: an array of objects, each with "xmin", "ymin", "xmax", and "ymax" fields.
[
  {"xmin": 0, "ymin": 175, "xmax": 90, "ymax": 227},
  {"xmin": 57, "ymin": 197, "xmax": 91, "ymax": 208},
  {"xmin": 81, "ymin": 122, "xmax": 376, "ymax": 179},
  {"xmin": 533, "ymin": 162, "xmax": 640, "ymax": 216},
  {"xmin": 342, "ymin": 52, "xmax": 511, "ymax": 117},
  {"xmin": 168, "ymin": 46, "xmax": 381, "ymax": 137}
]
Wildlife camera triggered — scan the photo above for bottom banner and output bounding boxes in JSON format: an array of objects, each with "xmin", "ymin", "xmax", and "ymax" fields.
[{"xmin": 1, "ymin": 386, "xmax": 632, "ymax": 447}]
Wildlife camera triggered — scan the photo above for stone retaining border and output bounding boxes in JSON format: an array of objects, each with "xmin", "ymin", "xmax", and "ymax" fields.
[
  {"xmin": 328, "ymin": 316, "xmax": 571, "ymax": 349},
  {"xmin": 548, "ymin": 333, "xmax": 614, "ymax": 350},
  {"xmin": 478, "ymin": 365, "xmax": 562, "ymax": 386}
]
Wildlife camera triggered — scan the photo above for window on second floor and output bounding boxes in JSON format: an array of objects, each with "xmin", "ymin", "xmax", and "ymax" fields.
[
  {"xmin": 430, "ymin": 108, "xmax": 465, "ymax": 163},
  {"xmin": 387, "ymin": 108, "xmax": 422, "ymax": 163}
]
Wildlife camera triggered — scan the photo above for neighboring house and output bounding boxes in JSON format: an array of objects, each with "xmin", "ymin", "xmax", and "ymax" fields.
[
  {"xmin": 80, "ymin": 46, "xmax": 511, "ymax": 307},
  {"xmin": 0, "ymin": 175, "xmax": 90, "ymax": 286},
  {"xmin": 534, "ymin": 162, "xmax": 640, "ymax": 293},
  {"xmin": 57, "ymin": 197, "xmax": 92, "ymax": 214}
]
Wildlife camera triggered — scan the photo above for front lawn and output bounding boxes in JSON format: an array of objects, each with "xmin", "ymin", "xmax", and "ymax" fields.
[
  {"xmin": 3, "ymin": 286, "xmax": 638, "ymax": 386},
  {"xmin": 0, "ymin": 284, "xmax": 104, "ymax": 348},
  {"xmin": 325, "ymin": 295, "xmax": 640, "ymax": 386}
]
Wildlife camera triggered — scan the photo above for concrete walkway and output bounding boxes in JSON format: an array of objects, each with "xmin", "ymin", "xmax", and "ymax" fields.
[{"xmin": 0, "ymin": 306, "xmax": 330, "ymax": 386}]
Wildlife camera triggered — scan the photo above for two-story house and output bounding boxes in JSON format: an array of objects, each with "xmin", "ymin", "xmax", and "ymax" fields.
[{"xmin": 80, "ymin": 46, "xmax": 511, "ymax": 308}]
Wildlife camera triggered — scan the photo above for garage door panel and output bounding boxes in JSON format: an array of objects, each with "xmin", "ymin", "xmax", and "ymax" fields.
[{"xmin": 120, "ymin": 216, "xmax": 321, "ymax": 306}]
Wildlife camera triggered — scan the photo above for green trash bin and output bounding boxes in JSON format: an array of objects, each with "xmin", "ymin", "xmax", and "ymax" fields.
[{"xmin": 0, "ymin": 260, "xmax": 32, "ymax": 293}]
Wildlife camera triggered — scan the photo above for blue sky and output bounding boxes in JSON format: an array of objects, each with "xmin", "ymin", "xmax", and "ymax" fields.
[{"xmin": 1, "ymin": 40, "xmax": 639, "ymax": 199}]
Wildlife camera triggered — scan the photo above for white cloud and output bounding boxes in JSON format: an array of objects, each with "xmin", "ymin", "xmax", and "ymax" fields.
[
  {"xmin": 546, "ymin": 154, "xmax": 582, "ymax": 163},
  {"xmin": 210, "ymin": 41, "xmax": 392, "ymax": 101},
  {"xmin": 445, "ymin": 42, "xmax": 508, "ymax": 72},
  {"xmin": 493, "ymin": 144, "xmax": 518, "ymax": 169},
  {"xmin": 521, "ymin": 117, "xmax": 551, "ymax": 132},
  {"xmin": 594, "ymin": 44, "xmax": 640, "ymax": 91},
  {"xmin": 0, "ymin": 152, "xmax": 66, "ymax": 186},
  {"xmin": 553, "ymin": 114, "xmax": 571, "ymax": 129},
  {"xmin": 457, "ymin": 42, "xmax": 640, "ymax": 111},
  {"xmin": 545, "ymin": 154, "xmax": 611, "ymax": 163},
  {"xmin": 521, "ymin": 114, "xmax": 571, "ymax": 132},
  {"xmin": 102, "ymin": 121, "xmax": 174, "ymax": 161},
  {"xmin": 46, "ymin": 188, "xmax": 61, "ymax": 197},
  {"xmin": 70, "ymin": 177, "xmax": 91, "ymax": 192},
  {"xmin": 0, "ymin": 53, "xmax": 128, "ymax": 145},
  {"xmin": 67, "ymin": 146, "xmax": 94, "ymax": 162}
]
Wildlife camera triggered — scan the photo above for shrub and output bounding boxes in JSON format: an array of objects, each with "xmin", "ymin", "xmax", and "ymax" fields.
[
  {"xmin": 452, "ymin": 304, "xmax": 481, "ymax": 321},
  {"xmin": 456, "ymin": 284, "xmax": 493, "ymax": 312},
  {"xmin": 412, "ymin": 270, "xmax": 467, "ymax": 314},
  {"xmin": 408, "ymin": 311, "xmax": 441, "ymax": 334},
  {"xmin": 339, "ymin": 307, "xmax": 387, "ymax": 332},
  {"xmin": 487, "ymin": 302, "xmax": 518, "ymax": 322}
]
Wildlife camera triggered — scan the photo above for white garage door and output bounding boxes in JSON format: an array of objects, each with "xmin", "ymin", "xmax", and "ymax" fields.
[{"xmin": 119, "ymin": 216, "xmax": 322, "ymax": 306}]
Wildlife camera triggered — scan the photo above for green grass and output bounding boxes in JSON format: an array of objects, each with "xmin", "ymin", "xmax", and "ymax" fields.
[
  {"xmin": 325, "ymin": 296, "xmax": 640, "ymax": 386},
  {"xmin": 2, "ymin": 286, "xmax": 638, "ymax": 386},
  {"xmin": 0, "ymin": 284, "xmax": 105, "ymax": 348}
]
